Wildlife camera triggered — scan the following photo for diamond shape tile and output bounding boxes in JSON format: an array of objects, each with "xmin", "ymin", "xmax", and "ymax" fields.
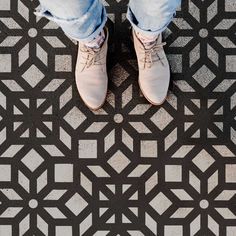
[
  {"xmin": 107, "ymin": 150, "xmax": 131, "ymax": 173},
  {"xmin": 149, "ymin": 192, "xmax": 172, "ymax": 215},
  {"xmin": 65, "ymin": 193, "xmax": 88, "ymax": 216},
  {"xmin": 63, "ymin": 106, "xmax": 86, "ymax": 129},
  {"xmin": 21, "ymin": 149, "xmax": 44, "ymax": 172},
  {"xmin": 22, "ymin": 64, "xmax": 44, "ymax": 87},
  {"xmin": 192, "ymin": 149, "xmax": 215, "ymax": 172},
  {"xmin": 150, "ymin": 108, "xmax": 173, "ymax": 130},
  {"xmin": 193, "ymin": 65, "xmax": 216, "ymax": 88}
]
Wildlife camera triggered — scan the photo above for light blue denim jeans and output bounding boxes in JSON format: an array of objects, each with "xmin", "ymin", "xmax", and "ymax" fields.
[{"xmin": 34, "ymin": 0, "xmax": 181, "ymax": 42}]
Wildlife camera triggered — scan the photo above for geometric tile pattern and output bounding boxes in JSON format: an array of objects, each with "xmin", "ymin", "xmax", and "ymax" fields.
[{"xmin": 0, "ymin": 0, "xmax": 236, "ymax": 235}]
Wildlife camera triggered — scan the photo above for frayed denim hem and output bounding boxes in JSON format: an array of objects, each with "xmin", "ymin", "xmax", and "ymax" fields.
[
  {"xmin": 126, "ymin": 6, "xmax": 176, "ymax": 37},
  {"xmin": 34, "ymin": 3, "xmax": 107, "ymax": 43}
]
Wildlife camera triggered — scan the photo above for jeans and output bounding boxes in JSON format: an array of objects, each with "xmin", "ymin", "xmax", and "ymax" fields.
[{"xmin": 34, "ymin": 0, "xmax": 181, "ymax": 43}]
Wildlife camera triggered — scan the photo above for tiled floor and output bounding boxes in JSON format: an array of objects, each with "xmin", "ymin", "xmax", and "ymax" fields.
[{"xmin": 0, "ymin": 0, "xmax": 236, "ymax": 235}]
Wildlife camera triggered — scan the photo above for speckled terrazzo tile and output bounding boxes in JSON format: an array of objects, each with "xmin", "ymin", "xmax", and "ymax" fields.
[{"xmin": 0, "ymin": 0, "xmax": 236, "ymax": 235}]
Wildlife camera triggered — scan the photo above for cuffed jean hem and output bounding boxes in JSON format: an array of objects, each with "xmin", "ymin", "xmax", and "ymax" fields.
[
  {"xmin": 34, "ymin": 3, "xmax": 107, "ymax": 43},
  {"xmin": 126, "ymin": 6, "xmax": 176, "ymax": 37}
]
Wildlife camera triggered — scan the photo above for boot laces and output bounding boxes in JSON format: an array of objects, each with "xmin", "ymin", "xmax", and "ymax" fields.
[
  {"xmin": 80, "ymin": 46, "xmax": 105, "ymax": 69},
  {"xmin": 139, "ymin": 41, "xmax": 166, "ymax": 69}
]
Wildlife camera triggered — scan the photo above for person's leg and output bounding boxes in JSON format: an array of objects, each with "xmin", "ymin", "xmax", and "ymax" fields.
[
  {"xmin": 127, "ymin": 0, "xmax": 181, "ymax": 105},
  {"xmin": 34, "ymin": 0, "xmax": 109, "ymax": 110},
  {"xmin": 34, "ymin": 0, "xmax": 107, "ymax": 43},
  {"xmin": 127, "ymin": 0, "xmax": 181, "ymax": 37}
]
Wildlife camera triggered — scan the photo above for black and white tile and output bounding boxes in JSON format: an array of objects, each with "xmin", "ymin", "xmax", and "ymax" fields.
[{"xmin": 0, "ymin": 0, "xmax": 236, "ymax": 235}]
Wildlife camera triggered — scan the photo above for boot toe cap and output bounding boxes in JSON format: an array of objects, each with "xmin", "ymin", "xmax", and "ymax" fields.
[
  {"xmin": 76, "ymin": 79, "xmax": 107, "ymax": 110},
  {"xmin": 141, "ymin": 86, "xmax": 167, "ymax": 105},
  {"xmin": 83, "ymin": 94, "xmax": 106, "ymax": 110},
  {"xmin": 139, "ymin": 77, "xmax": 169, "ymax": 105}
]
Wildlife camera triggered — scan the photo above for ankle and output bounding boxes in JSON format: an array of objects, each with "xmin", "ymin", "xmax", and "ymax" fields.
[{"xmin": 84, "ymin": 29, "xmax": 105, "ymax": 49}]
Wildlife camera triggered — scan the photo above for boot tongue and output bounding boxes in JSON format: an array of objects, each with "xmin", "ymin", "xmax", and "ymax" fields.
[
  {"xmin": 90, "ymin": 47, "xmax": 100, "ymax": 53},
  {"xmin": 143, "ymin": 41, "xmax": 156, "ymax": 49},
  {"xmin": 136, "ymin": 32, "xmax": 158, "ymax": 49}
]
